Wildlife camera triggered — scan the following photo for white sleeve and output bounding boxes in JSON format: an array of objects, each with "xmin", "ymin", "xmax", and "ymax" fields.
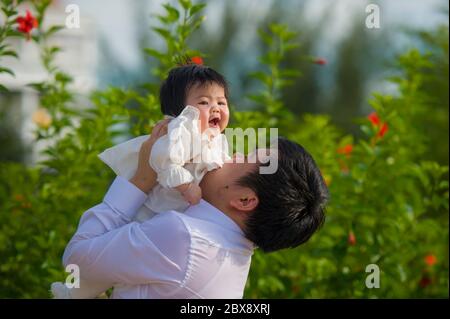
[{"xmin": 62, "ymin": 176, "xmax": 190, "ymax": 286}]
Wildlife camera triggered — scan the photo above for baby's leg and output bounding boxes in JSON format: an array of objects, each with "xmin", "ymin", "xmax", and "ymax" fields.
[
  {"xmin": 51, "ymin": 277, "xmax": 111, "ymax": 299},
  {"xmin": 67, "ymin": 277, "xmax": 111, "ymax": 299}
]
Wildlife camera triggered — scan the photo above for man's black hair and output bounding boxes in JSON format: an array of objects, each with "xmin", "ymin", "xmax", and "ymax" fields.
[
  {"xmin": 238, "ymin": 137, "xmax": 329, "ymax": 252},
  {"xmin": 160, "ymin": 64, "xmax": 229, "ymax": 117}
]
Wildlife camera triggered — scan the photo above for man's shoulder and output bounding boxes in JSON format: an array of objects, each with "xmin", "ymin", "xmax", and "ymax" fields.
[
  {"xmin": 143, "ymin": 210, "xmax": 187, "ymax": 229},
  {"xmin": 151, "ymin": 211, "xmax": 203, "ymax": 238},
  {"xmin": 145, "ymin": 211, "xmax": 214, "ymax": 242},
  {"xmin": 172, "ymin": 212, "xmax": 253, "ymax": 254}
]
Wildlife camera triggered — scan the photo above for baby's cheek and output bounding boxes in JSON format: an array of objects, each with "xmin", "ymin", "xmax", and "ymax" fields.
[
  {"xmin": 221, "ymin": 112, "xmax": 230, "ymax": 129},
  {"xmin": 200, "ymin": 115, "xmax": 210, "ymax": 132}
]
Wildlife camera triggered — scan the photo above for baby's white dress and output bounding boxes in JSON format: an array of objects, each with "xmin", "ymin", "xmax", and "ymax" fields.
[{"xmin": 50, "ymin": 105, "xmax": 230, "ymax": 299}]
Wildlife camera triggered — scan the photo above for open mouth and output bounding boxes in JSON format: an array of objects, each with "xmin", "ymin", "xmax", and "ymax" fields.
[{"xmin": 208, "ymin": 118, "xmax": 220, "ymax": 127}]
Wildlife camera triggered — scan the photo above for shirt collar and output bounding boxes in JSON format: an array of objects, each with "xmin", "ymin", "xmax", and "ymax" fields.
[{"xmin": 184, "ymin": 199, "xmax": 256, "ymax": 250}]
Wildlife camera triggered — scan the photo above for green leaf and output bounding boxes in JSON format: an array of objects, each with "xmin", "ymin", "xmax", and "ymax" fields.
[
  {"xmin": 49, "ymin": 46, "xmax": 62, "ymax": 55},
  {"xmin": 35, "ymin": 0, "xmax": 52, "ymax": 16},
  {"xmin": 360, "ymin": 140, "xmax": 375, "ymax": 155},
  {"xmin": 156, "ymin": 15, "xmax": 170, "ymax": 25},
  {"xmin": 27, "ymin": 82, "xmax": 46, "ymax": 92},
  {"xmin": 1, "ymin": 7, "xmax": 17, "ymax": 17},
  {"xmin": 189, "ymin": 3, "xmax": 206, "ymax": 16},
  {"xmin": 1, "ymin": 50, "xmax": 18, "ymax": 58},
  {"xmin": 162, "ymin": 3, "xmax": 179, "ymax": 22},
  {"xmin": 152, "ymin": 27, "xmax": 172, "ymax": 41},
  {"xmin": 284, "ymin": 43, "xmax": 300, "ymax": 51},
  {"xmin": 55, "ymin": 72, "xmax": 72, "ymax": 83},
  {"xmin": 0, "ymin": 67, "xmax": 15, "ymax": 76},
  {"xmin": 179, "ymin": 0, "xmax": 192, "ymax": 10},
  {"xmin": 45, "ymin": 25, "xmax": 64, "ymax": 37},
  {"xmin": 280, "ymin": 69, "xmax": 301, "ymax": 78},
  {"xmin": 360, "ymin": 124, "xmax": 373, "ymax": 137},
  {"xmin": 144, "ymin": 48, "xmax": 165, "ymax": 59},
  {"xmin": 269, "ymin": 23, "xmax": 285, "ymax": 35},
  {"xmin": 6, "ymin": 29, "xmax": 22, "ymax": 37}
]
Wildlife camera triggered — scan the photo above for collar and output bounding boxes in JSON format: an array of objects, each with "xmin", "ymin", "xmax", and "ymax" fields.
[{"xmin": 184, "ymin": 199, "xmax": 256, "ymax": 250}]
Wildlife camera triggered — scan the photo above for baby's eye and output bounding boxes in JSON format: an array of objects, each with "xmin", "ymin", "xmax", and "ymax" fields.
[{"xmin": 199, "ymin": 101, "xmax": 208, "ymax": 105}]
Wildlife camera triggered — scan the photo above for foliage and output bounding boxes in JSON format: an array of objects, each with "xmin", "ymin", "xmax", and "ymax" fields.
[
  {"xmin": 0, "ymin": 0, "xmax": 448, "ymax": 298},
  {"xmin": 0, "ymin": 0, "xmax": 25, "ymax": 91}
]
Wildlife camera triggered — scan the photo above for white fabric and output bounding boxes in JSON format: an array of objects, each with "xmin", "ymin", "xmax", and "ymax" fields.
[
  {"xmin": 97, "ymin": 105, "xmax": 231, "ymax": 219},
  {"xmin": 61, "ymin": 176, "xmax": 255, "ymax": 299}
]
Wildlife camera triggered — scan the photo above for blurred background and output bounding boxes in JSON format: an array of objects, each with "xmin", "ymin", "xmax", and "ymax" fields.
[
  {"xmin": 0, "ymin": 0, "xmax": 448, "ymax": 298},
  {"xmin": 1, "ymin": 0, "xmax": 448, "ymax": 165}
]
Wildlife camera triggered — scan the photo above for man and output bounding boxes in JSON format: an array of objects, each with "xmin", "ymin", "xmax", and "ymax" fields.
[{"xmin": 61, "ymin": 120, "xmax": 329, "ymax": 298}]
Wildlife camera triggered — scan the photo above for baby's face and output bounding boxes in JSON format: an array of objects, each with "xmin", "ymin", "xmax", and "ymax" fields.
[{"xmin": 185, "ymin": 82, "xmax": 229, "ymax": 134}]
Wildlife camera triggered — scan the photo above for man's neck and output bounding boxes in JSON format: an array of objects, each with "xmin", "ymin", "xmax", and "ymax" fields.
[{"xmin": 203, "ymin": 198, "xmax": 247, "ymax": 232}]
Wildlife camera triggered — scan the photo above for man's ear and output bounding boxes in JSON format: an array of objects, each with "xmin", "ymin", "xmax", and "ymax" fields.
[{"xmin": 229, "ymin": 190, "xmax": 259, "ymax": 212}]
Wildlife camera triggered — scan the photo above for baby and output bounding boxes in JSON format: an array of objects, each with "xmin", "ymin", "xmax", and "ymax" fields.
[{"xmin": 51, "ymin": 63, "xmax": 231, "ymax": 298}]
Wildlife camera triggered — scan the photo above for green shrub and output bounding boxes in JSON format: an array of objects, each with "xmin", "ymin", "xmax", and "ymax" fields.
[{"xmin": 0, "ymin": 0, "xmax": 448, "ymax": 298}]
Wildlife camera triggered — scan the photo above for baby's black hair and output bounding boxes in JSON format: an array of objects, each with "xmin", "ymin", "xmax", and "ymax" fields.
[{"xmin": 159, "ymin": 64, "xmax": 229, "ymax": 117}]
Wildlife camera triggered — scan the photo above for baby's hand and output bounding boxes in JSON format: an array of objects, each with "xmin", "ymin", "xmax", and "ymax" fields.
[{"xmin": 178, "ymin": 183, "xmax": 202, "ymax": 205}]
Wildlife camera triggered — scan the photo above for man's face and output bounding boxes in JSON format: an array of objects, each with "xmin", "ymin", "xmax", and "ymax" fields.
[{"xmin": 185, "ymin": 82, "xmax": 229, "ymax": 134}]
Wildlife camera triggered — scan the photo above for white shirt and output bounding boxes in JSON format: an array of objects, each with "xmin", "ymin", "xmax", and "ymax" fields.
[
  {"xmin": 62, "ymin": 176, "xmax": 255, "ymax": 299},
  {"xmin": 97, "ymin": 105, "xmax": 230, "ymax": 219}
]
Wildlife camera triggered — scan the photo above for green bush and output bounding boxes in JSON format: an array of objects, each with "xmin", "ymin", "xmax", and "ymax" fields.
[{"xmin": 0, "ymin": 0, "xmax": 448, "ymax": 298}]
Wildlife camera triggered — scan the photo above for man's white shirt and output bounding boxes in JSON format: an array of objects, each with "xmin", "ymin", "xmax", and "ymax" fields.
[{"xmin": 62, "ymin": 176, "xmax": 255, "ymax": 298}]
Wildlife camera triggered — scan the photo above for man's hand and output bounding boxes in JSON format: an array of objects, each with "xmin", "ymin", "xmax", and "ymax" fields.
[
  {"xmin": 176, "ymin": 182, "xmax": 202, "ymax": 205},
  {"xmin": 129, "ymin": 119, "xmax": 170, "ymax": 193},
  {"xmin": 183, "ymin": 183, "xmax": 202, "ymax": 205}
]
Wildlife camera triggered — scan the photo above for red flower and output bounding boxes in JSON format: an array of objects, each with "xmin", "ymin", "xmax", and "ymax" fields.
[
  {"xmin": 367, "ymin": 112, "xmax": 389, "ymax": 139},
  {"xmin": 337, "ymin": 144, "xmax": 353, "ymax": 156},
  {"xmin": 377, "ymin": 122, "xmax": 388, "ymax": 138},
  {"xmin": 419, "ymin": 276, "xmax": 432, "ymax": 288},
  {"xmin": 313, "ymin": 57, "xmax": 327, "ymax": 65},
  {"xmin": 16, "ymin": 10, "xmax": 38, "ymax": 40},
  {"xmin": 367, "ymin": 112, "xmax": 380, "ymax": 126},
  {"xmin": 191, "ymin": 56, "xmax": 203, "ymax": 65},
  {"xmin": 424, "ymin": 254, "xmax": 437, "ymax": 267},
  {"xmin": 348, "ymin": 231, "xmax": 356, "ymax": 246}
]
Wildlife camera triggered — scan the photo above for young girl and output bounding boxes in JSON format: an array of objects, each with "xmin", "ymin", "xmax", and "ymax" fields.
[{"xmin": 51, "ymin": 63, "xmax": 231, "ymax": 298}]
